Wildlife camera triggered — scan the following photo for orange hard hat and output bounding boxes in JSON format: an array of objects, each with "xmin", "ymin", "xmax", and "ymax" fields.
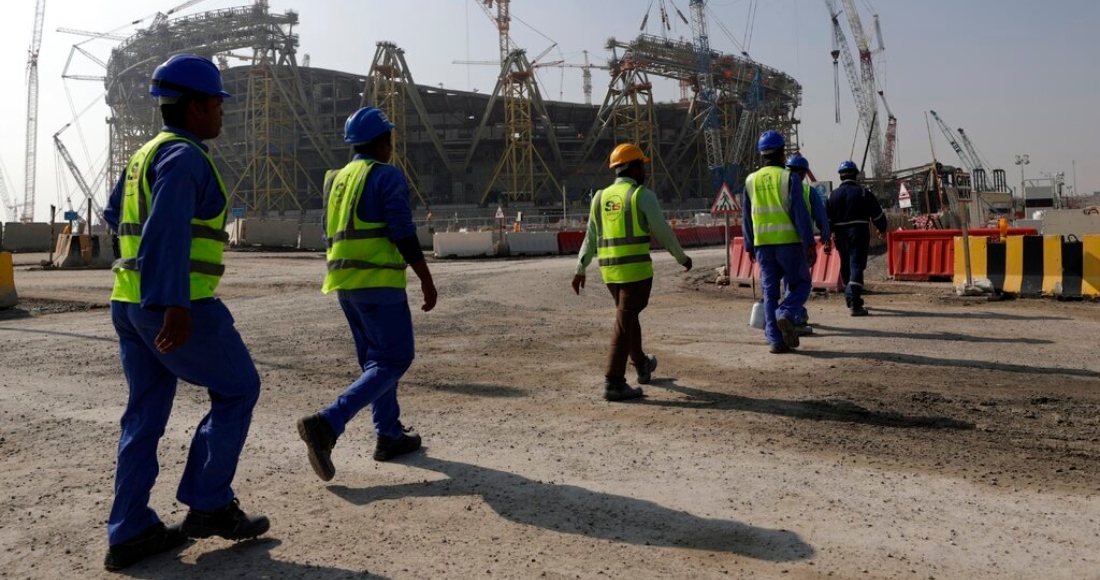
[{"xmin": 609, "ymin": 143, "xmax": 649, "ymax": 169}]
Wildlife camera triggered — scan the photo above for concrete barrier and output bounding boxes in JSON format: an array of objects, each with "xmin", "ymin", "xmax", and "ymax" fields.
[
  {"xmin": 1041, "ymin": 210, "xmax": 1100, "ymax": 236},
  {"xmin": 2, "ymin": 222, "xmax": 53, "ymax": 252},
  {"xmin": 52, "ymin": 234, "xmax": 114, "ymax": 268},
  {"xmin": 0, "ymin": 251, "xmax": 16, "ymax": 308},
  {"xmin": 230, "ymin": 219, "xmax": 300, "ymax": 247},
  {"xmin": 954, "ymin": 234, "xmax": 1100, "ymax": 298},
  {"xmin": 298, "ymin": 223, "xmax": 326, "ymax": 251},
  {"xmin": 433, "ymin": 231, "xmax": 494, "ymax": 258},
  {"xmin": 505, "ymin": 232, "xmax": 559, "ymax": 256},
  {"xmin": 417, "ymin": 225, "xmax": 434, "ymax": 250}
]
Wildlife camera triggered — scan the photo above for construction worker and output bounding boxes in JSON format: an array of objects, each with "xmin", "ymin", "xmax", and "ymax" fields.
[
  {"xmin": 742, "ymin": 131, "xmax": 817, "ymax": 354},
  {"xmin": 297, "ymin": 106, "xmax": 438, "ymax": 482},
  {"xmin": 102, "ymin": 54, "xmax": 268, "ymax": 571},
  {"xmin": 572, "ymin": 143, "xmax": 692, "ymax": 401},
  {"xmin": 827, "ymin": 160, "xmax": 888, "ymax": 316},
  {"xmin": 784, "ymin": 154, "xmax": 832, "ymax": 334}
]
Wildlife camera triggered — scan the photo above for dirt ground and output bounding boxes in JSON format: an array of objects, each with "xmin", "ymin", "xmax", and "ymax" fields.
[{"xmin": 1, "ymin": 246, "xmax": 1098, "ymax": 580}]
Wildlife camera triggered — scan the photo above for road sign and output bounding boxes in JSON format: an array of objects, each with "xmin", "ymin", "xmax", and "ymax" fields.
[
  {"xmin": 495, "ymin": 206, "xmax": 504, "ymax": 220},
  {"xmin": 710, "ymin": 183, "xmax": 739, "ymax": 214},
  {"xmin": 231, "ymin": 207, "xmax": 246, "ymax": 218},
  {"xmin": 898, "ymin": 183, "xmax": 912, "ymax": 209},
  {"xmin": 63, "ymin": 211, "xmax": 80, "ymax": 221}
]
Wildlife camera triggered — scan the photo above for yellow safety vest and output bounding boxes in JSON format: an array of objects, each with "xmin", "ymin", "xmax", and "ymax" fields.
[
  {"xmin": 322, "ymin": 159, "xmax": 407, "ymax": 294},
  {"xmin": 745, "ymin": 166, "xmax": 799, "ymax": 246},
  {"xmin": 592, "ymin": 181, "xmax": 653, "ymax": 284},
  {"xmin": 111, "ymin": 132, "xmax": 229, "ymax": 303}
]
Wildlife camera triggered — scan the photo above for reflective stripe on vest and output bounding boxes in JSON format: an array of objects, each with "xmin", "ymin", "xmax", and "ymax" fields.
[
  {"xmin": 322, "ymin": 159, "xmax": 408, "ymax": 294},
  {"xmin": 111, "ymin": 132, "xmax": 229, "ymax": 303},
  {"xmin": 746, "ymin": 166, "xmax": 799, "ymax": 246},
  {"xmin": 593, "ymin": 182, "xmax": 653, "ymax": 284}
]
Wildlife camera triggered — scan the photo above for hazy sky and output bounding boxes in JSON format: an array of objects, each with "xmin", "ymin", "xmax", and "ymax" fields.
[{"xmin": 1, "ymin": 0, "xmax": 1097, "ymax": 222}]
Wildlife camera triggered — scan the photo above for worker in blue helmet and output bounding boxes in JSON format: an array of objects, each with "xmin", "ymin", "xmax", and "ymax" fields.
[
  {"xmin": 742, "ymin": 131, "xmax": 817, "ymax": 353},
  {"xmin": 297, "ymin": 106, "xmax": 438, "ymax": 482},
  {"xmin": 783, "ymin": 154, "xmax": 832, "ymax": 334},
  {"xmin": 826, "ymin": 160, "xmax": 888, "ymax": 316},
  {"xmin": 101, "ymin": 53, "xmax": 268, "ymax": 571}
]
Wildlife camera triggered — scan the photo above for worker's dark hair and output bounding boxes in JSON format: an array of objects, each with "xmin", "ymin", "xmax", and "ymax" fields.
[
  {"xmin": 614, "ymin": 159, "xmax": 643, "ymax": 177},
  {"xmin": 352, "ymin": 130, "xmax": 393, "ymax": 157},
  {"xmin": 159, "ymin": 94, "xmax": 209, "ymax": 128}
]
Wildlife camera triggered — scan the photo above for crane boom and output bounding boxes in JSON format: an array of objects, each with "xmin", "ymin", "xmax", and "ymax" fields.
[
  {"xmin": 0, "ymin": 162, "xmax": 16, "ymax": 221},
  {"xmin": 53, "ymin": 133, "xmax": 105, "ymax": 223},
  {"xmin": 928, "ymin": 110, "xmax": 978, "ymax": 172},
  {"xmin": 22, "ymin": 0, "xmax": 46, "ymax": 222},
  {"xmin": 825, "ymin": 0, "xmax": 884, "ymax": 178}
]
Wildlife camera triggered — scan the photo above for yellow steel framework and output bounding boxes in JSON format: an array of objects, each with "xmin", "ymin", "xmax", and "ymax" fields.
[
  {"xmin": 481, "ymin": 50, "xmax": 558, "ymax": 205},
  {"xmin": 608, "ymin": 64, "xmax": 679, "ymax": 199},
  {"xmin": 231, "ymin": 48, "xmax": 303, "ymax": 213},
  {"xmin": 363, "ymin": 43, "xmax": 428, "ymax": 207}
]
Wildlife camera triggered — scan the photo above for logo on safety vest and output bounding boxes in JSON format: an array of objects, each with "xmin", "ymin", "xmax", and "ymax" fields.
[{"xmin": 602, "ymin": 194, "xmax": 624, "ymax": 220}]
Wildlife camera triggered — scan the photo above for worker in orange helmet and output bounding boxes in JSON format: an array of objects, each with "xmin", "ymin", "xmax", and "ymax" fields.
[{"xmin": 572, "ymin": 143, "xmax": 692, "ymax": 401}]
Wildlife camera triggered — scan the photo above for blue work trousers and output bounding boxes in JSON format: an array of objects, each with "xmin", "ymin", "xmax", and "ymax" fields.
[
  {"xmin": 756, "ymin": 243, "xmax": 811, "ymax": 346},
  {"xmin": 108, "ymin": 299, "xmax": 260, "ymax": 545},
  {"xmin": 321, "ymin": 293, "xmax": 415, "ymax": 440},
  {"xmin": 835, "ymin": 226, "xmax": 871, "ymax": 309}
]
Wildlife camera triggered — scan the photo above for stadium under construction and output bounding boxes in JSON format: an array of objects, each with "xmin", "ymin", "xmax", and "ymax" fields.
[{"xmin": 101, "ymin": 1, "xmax": 801, "ymax": 219}]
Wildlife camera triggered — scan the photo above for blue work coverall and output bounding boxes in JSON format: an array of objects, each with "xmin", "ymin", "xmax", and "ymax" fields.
[
  {"xmin": 827, "ymin": 179, "xmax": 888, "ymax": 309},
  {"xmin": 320, "ymin": 154, "xmax": 417, "ymax": 441},
  {"xmin": 786, "ymin": 184, "xmax": 831, "ymax": 325},
  {"xmin": 742, "ymin": 168, "xmax": 816, "ymax": 346},
  {"xmin": 103, "ymin": 126, "xmax": 261, "ymax": 546}
]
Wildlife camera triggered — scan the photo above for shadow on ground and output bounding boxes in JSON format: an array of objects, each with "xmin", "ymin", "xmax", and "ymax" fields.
[
  {"xmin": 812, "ymin": 324, "xmax": 1054, "ymax": 345},
  {"xmin": 800, "ymin": 350, "xmax": 1100, "ymax": 379},
  {"xmin": 330, "ymin": 456, "xmax": 814, "ymax": 562},
  {"xmin": 121, "ymin": 538, "xmax": 389, "ymax": 579},
  {"xmin": 641, "ymin": 379, "xmax": 973, "ymax": 430}
]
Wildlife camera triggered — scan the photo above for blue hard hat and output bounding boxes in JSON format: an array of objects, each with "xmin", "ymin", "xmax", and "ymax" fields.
[
  {"xmin": 757, "ymin": 130, "xmax": 786, "ymax": 153},
  {"xmin": 150, "ymin": 54, "xmax": 231, "ymax": 99},
  {"xmin": 344, "ymin": 107, "xmax": 396, "ymax": 145},
  {"xmin": 785, "ymin": 154, "xmax": 809, "ymax": 170},
  {"xmin": 838, "ymin": 160, "xmax": 859, "ymax": 175}
]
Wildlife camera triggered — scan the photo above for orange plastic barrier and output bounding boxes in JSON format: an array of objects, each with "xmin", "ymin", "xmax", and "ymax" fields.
[
  {"xmin": 728, "ymin": 238, "xmax": 841, "ymax": 291},
  {"xmin": 557, "ymin": 231, "xmax": 586, "ymax": 254},
  {"xmin": 887, "ymin": 228, "xmax": 1038, "ymax": 281}
]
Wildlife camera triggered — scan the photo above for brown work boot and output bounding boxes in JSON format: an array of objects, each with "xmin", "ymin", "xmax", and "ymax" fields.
[
  {"xmin": 374, "ymin": 427, "xmax": 422, "ymax": 461},
  {"xmin": 603, "ymin": 377, "xmax": 644, "ymax": 402}
]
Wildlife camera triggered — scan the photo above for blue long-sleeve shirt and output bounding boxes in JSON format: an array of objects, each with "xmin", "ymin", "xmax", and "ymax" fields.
[
  {"xmin": 740, "ymin": 167, "xmax": 816, "ymax": 254},
  {"xmin": 808, "ymin": 184, "xmax": 831, "ymax": 242},
  {"xmin": 105, "ymin": 126, "xmax": 224, "ymax": 310},
  {"xmin": 827, "ymin": 179, "xmax": 888, "ymax": 233},
  {"xmin": 334, "ymin": 154, "xmax": 417, "ymax": 304}
]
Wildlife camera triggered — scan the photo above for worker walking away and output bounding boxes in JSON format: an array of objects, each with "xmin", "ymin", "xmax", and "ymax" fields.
[
  {"xmin": 827, "ymin": 160, "xmax": 888, "ymax": 316},
  {"xmin": 297, "ymin": 107, "xmax": 438, "ymax": 482},
  {"xmin": 572, "ymin": 143, "xmax": 692, "ymax": 401},
  {"xmin": 784, "ymin": 154, "xmax": 831, "ymax": 335},
  {"xmin": 102, "ymin": 54, "xmax": 268, "ymax": 571},
  {"xmin": 742, "ymin": 131, "xmax": 817, "ymax": 354}
]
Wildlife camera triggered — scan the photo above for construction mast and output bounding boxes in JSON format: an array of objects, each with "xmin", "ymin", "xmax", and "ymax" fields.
[
  {"xmin": 22, "ymin": 0, "xmax": 46, "ymax": 222},
  {"xmin": 466, "ymin": 0, "xmax": 561, "ymax": 204},
  {"xmin": 689, "ymin": 0, "xmax": 727, "ymax": 197}
]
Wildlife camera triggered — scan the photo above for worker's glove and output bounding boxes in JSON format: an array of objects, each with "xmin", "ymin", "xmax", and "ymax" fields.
[
  {"xmin": 822, "ymin": 239, "xmax": 832, "ymax": 255},
  {"xmin": 682, "ymin": 257, "xmax": 693, "ymax": 272}
]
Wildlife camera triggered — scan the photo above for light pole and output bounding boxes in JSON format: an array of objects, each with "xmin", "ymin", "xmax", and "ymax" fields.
[{"xmin": 1014, "ymin": 154, "xmax": 1030, "ymax": 212}]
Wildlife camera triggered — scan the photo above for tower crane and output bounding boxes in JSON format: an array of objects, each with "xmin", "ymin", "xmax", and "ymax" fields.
[
  {"xmin": 53, "ymin": 125, "xmax": 106, "ymax": 224},
  {"xmin": 689, "ymin": 0, "xmax": 728, "ymax": 197},
  {"xmin": 824, "ymin": 0, "xmax": 885, "ymax": 178},
  {"xmin": 878, "ymin": 91, "xmax": 897, "ymax": 173},
  {"xmin": 0, "ymin": 162, "xmax": 17, "ymax": 221},
  {"xmin": 553, "ymin": 51, "xmax": 610, "ymax": 106},
  {"xmin": 22, "ymin": 0, "xmax": 46, "ymax": 222}
]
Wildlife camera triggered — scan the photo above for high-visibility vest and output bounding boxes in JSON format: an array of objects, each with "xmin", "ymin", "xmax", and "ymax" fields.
[
  {"xmin": 745, "ymin": 165, "xmax": 799, "ymax": 246},
  {"xmin": 111, "ymin": 132, "xmax": 229, "ymax": 303},
  {"xmin": 322, "ymin": 159, "xmax": 407, "ymax": 294},
  {"xmin": 592, "ymin": 181, "xmax": 653, "ymax": 284}
]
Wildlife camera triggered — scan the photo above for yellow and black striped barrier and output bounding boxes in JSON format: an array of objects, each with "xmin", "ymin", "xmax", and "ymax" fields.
[
  {"xmin": 954, "ymin": 235, "xmax": 1100, "ymax": 297},
  {"xmin": 1, "ymin": 251, "xmax": 17, "ymax": 309}
]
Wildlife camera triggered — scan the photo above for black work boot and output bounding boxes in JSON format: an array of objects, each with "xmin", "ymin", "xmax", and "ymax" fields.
[
  {"xmin": 776, "ymin": 316, "xmax": 800, "ymax": 349},
  {"xmin": 850, "ymin": 306, "xmax": 870, "ymax": 317},
  {"xmin": 181, "ymin": 499, "xmax": 269, "ymax": 541},
  {"xmin": 104, "ymin": 522, "xmax": 188, "ymax": 572},
  {"xmin": 373, "ymin": 427, "xmax": 422, "ymax": 461},
  {"xmin": 769, "ymin": 342, "xmax": 791, "ymax": 354},
  {"xmin": 634, "ymin": 354, "xmax": 658, "ymax": 385},
  {"xmin": 603, "ymin": 377, "xmax": 644, "ymax": 402},
  {"xmin": 297, "ymin": 413, "xmax": 337, "ymax": 481}
]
